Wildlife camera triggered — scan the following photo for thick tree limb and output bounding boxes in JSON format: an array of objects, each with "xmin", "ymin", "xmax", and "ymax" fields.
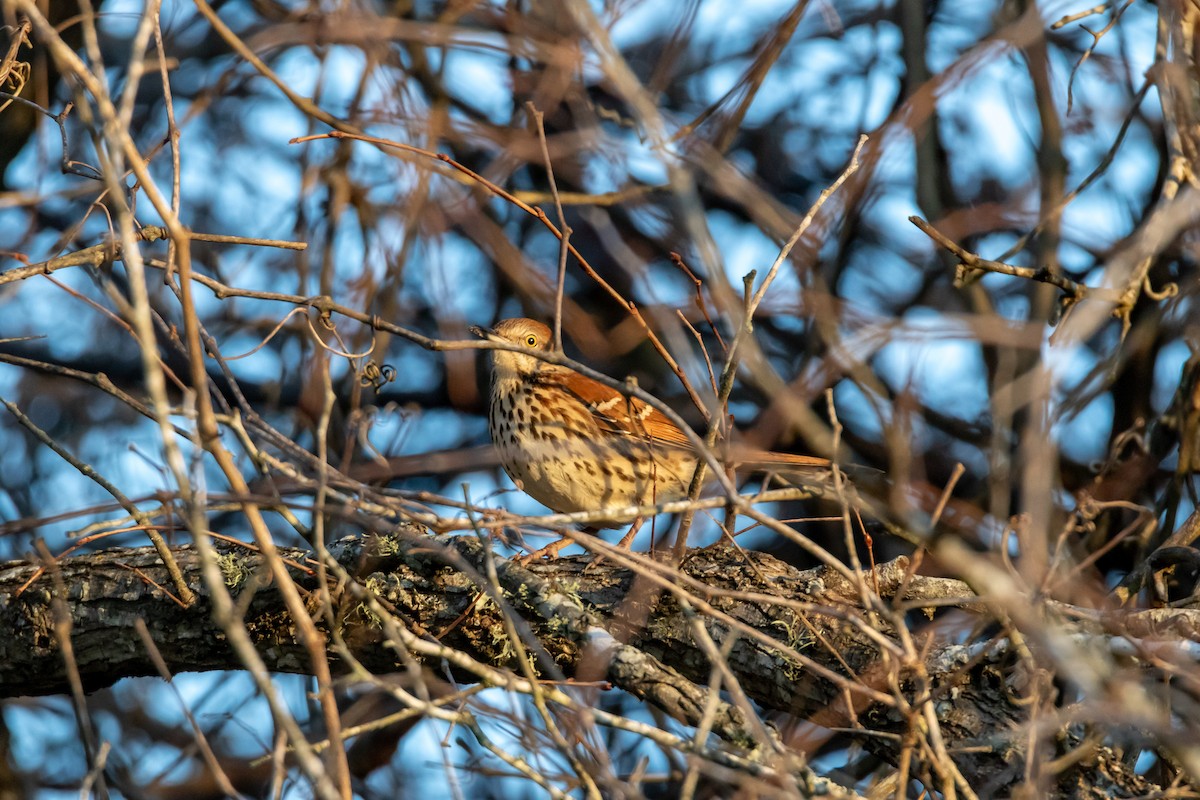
[{"xmin": 0, "ymin": 530, "xmax": 1159, "ymax": 797}]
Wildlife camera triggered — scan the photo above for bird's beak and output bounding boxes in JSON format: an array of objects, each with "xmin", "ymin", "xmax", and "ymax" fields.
[{"xmin": 468, "ymin": 325, "xmax": 495, "ymax": 341}]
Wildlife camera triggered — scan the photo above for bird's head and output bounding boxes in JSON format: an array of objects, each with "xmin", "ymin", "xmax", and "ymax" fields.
[{"xmin": 470, "ymin": 318, "xmax": 554, "ymax": 379}]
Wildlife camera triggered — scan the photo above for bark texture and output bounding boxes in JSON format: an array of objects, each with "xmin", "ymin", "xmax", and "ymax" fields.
[{"xmin": 0, "ymin": 529, "xmax": 1156, "ymax": 797}]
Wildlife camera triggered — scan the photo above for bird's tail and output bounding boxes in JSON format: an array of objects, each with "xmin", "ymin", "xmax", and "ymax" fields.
[{"xmin": 726, "ymin": 445, "xmax": 832, "ymax": 473}]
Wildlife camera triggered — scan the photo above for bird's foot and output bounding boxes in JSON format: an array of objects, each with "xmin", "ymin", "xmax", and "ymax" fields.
[
  {"xmin": 583, "ymin": 518, "xmax": 644, "ymax": 572},
  {"xmin": 515, "ymin": 535, "xmax": 574, "ymax": 564}
]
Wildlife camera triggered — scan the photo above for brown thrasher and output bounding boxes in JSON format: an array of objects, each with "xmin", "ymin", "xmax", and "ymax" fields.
[{"xmin": 471, "ymin": 318, "xmax": 831, "ymax": 557}]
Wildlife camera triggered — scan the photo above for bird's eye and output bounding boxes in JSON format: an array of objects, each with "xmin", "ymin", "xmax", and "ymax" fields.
[{"xmin": 525, "ymin": 334, "xmax": 538, "ymax": 347}]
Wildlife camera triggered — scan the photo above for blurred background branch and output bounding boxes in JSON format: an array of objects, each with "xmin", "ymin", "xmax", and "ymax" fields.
[{"xmin": 1, "ymin": 0, "xmax": 1198, "ymax": 796}]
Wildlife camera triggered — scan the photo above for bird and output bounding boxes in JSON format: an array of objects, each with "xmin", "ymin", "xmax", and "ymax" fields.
[{"xmin": 470, "ymin": 318, "xmax": 832, "ymax": 558}]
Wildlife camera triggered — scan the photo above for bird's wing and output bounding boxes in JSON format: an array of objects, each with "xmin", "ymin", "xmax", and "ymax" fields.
[
  {"xmin": 544, "ymin": 371, "xmax": 694, "ymax": 448},
  {"xmin": 541, "ymin": 370, "xmax": 831, "ymax": 469}
]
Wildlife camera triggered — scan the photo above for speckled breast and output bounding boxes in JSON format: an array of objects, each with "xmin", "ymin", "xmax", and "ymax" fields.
[{"xmin": 487, "ymin": 383, "xmax": 693, "ymax": 525}]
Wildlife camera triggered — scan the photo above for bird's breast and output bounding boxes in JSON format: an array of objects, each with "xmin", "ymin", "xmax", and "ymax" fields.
[{"xmin": 487, "ymin": 384, "xmax": 694, "ymax": 522}]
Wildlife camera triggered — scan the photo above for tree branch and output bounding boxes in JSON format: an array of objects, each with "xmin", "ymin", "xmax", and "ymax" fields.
[{"xmin": 0, "ymin": 531, "xmax": 1159, "ymax": 797}]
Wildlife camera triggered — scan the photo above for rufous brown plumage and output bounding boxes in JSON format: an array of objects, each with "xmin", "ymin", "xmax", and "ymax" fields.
[{"xmin": 472, "ymin": 318, "xmax": 830, "ymax": 539}]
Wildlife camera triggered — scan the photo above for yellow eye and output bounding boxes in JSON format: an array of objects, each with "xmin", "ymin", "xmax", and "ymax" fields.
[{"xmin": 525, "ymin": 334, "xmax": 538, "ymax": 347}]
